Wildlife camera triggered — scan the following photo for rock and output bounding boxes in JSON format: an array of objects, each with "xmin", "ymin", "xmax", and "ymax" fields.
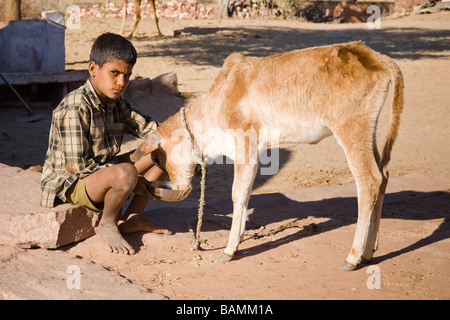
[
  {"xmin": 0, "ymin": 164, "xmax": 168, "ymax": 300},
  {"xmin": 0, "ymin": 164, "xmax": 100, "ymax": 249},
  {"xmin": 0, "ymin": 247, "xmax": 168, "ymax": 300},
  {"xmin": 7, "ymin": 204, "xmax": 100, "ymax": 249},
  {"xmin": 151, "ymin": 72, "xmax": 178, "ymax": 95},
  {"xmin": 123, "ymin": 73, "xmax": 178, "ymax": 102}
]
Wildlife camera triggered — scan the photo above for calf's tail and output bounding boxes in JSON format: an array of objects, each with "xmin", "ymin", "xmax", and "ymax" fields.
[{"xmin": 380, "ymin": 59, "xmax": 404, "ymax": 174}]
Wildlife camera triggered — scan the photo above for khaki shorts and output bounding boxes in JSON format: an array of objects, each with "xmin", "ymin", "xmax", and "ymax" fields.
[{"xmin": 66, "ymin": 177, "xmax": 104, "ymax": 212}]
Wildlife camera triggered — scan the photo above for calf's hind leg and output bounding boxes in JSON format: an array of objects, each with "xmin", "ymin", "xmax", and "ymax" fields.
[{"xmin": 333, "ymin": 122, "xmax": 385, "ymax": 271}]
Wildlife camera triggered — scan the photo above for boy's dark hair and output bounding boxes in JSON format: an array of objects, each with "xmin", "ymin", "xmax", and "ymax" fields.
[{"xmin": 89, "ymin": 33, "xmax": 137, "ymax": 68}]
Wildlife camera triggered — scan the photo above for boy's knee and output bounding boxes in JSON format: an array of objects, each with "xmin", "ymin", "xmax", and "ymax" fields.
[{"xmin": 111, "ymin": 163, "xmax": 138, "ymax": 189}]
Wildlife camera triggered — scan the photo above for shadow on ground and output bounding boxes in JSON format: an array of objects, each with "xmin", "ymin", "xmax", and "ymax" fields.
[
  {"xmin": 138, "ymin": 26, "xmax": 450, "ymax": 66},
  {"xmin": 146, "ymin": 189, "xmax": 450, "ymax": 263}
]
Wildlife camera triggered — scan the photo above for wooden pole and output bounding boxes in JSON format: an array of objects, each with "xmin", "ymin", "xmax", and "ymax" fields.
[
  {"xmin": 4, "ymin": 0, "xmax": 21, "ymax": 24},
  {"xmin": 216, "ymin": 0, "xmax": 229, "ymax": 18}
]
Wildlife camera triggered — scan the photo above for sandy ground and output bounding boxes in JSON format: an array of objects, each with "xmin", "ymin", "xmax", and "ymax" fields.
[{"xmin": 0, "ymin": 12, "xmax": 449, "ymax": 300}]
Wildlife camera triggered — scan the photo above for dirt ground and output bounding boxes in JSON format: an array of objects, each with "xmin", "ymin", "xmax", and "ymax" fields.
[{"xmin": 0, "ymin": 12, "xmax": 449, "ymax": 300}]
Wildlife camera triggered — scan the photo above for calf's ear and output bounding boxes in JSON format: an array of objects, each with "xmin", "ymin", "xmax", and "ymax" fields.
[{"xmin": 130, "ymin": 134, "xmax": 161, "ymax": 162}]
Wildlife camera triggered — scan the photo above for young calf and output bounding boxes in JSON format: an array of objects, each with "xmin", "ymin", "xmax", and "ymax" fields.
[{"xmin": 131, "ymin": 41, "xmax": 404, "ymax": 271}]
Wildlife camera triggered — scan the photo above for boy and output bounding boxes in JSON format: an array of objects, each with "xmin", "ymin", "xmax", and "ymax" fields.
[{"xmin": 41, "ymin": 33, "xmax": 169, "ymax": 255}]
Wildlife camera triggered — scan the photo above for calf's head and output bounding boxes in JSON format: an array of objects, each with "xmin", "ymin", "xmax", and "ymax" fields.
[{"xmin": 130, "ymin": 129, "xmax": 197, "ymax": 191}]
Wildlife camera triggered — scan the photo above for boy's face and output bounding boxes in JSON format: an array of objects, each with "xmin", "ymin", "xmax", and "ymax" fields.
[{"xmin": 88, "ymin": 59, "xmax": 133, "ymax": 104}]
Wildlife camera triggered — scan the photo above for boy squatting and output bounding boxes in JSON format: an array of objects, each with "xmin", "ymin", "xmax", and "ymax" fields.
[{"xmin": 41, "ymin": 33, "xmax": 171, "ymax": 255}]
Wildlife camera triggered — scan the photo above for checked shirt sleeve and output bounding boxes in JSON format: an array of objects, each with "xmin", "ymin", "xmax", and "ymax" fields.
[{"xmin": 58, "ymin": 106, "xmax": 102, "ymax": 176}]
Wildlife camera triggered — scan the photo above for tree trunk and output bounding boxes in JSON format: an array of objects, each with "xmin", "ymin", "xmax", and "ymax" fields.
[
  {"xmin": 4, "ymin": 0, "xmax": 21, "ymax": 24},
  {"xmin": 216, "ymin": 0, "xmax": 229, "ymax": 18}
]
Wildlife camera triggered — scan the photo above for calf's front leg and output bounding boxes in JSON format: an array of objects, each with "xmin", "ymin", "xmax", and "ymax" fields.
[{"xmin": 219, "ymin": 162, "xmax": 258, "ymax": 262}]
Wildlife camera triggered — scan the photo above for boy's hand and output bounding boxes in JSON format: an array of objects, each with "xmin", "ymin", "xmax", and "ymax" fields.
[
  {"xmin": 133, "ymin": 176, "xmax": 157, "ymax": 200},
  {"xmin": 65, "ymin": 163, "xmax": 76, "ymax": 174}
]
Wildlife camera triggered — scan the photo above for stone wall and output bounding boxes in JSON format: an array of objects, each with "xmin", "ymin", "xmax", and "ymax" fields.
[
  {"xmin": 0, "ymin": 0, "xmax": 432, "ymax": 22},
  {"xmin": 297, "ymin": 1, "xmax": 395, "ymax": 22}
]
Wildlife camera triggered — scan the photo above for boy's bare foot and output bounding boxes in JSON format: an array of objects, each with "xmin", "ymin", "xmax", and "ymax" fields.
[
  {"xmin": 96, "ymin": 222, "xmax": 136, "ymax": 255},
  {"xmin": 119, "ymin": 214, "xmax": 172, "ymax": 235}
]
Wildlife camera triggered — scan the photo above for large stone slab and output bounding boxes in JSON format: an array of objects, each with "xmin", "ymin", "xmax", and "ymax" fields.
[
  {"xmin": 7, "ymin": 204, "xmax": 100, "ymax": 249},
  {"xmin": 0, "ymin": 70, "xmax": 89, "ymax": 85},
  {"xmin": 0, "ymin": 164, "xmax": 168, "ymax": 300},
  {"xmin": 0, "ymin": 164, "xmax": 99, "ymax": 249},
  {"xmin": 0, "ymin": 246, "xmax": 167, "ymax": 300},
  {"xmin": 123, "ymin": 72, "xmax": 179, "ymax": 102}
]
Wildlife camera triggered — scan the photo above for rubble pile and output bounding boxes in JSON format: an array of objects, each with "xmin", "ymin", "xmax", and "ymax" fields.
[
  {"xmin": 79, "ymin": 0, "xmax": 214, "ymax": 20},
  {"xmin": 227, "ymin": 0, "xmax": 381, "ymax": 22},
  {"xmin": 228, "ymin": 0, "xmax": 280, "ymax": 19}
]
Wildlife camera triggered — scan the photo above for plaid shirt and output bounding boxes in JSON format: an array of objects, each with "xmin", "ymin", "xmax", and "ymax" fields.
[{"xmin": 40, "ymin": 79, "xmax": 158, "ymax": 208}]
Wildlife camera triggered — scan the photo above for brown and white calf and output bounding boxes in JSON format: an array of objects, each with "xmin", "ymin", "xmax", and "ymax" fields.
[{"xmin": 131, "ymin": 41, "xmax": 404, "ymax": 271}]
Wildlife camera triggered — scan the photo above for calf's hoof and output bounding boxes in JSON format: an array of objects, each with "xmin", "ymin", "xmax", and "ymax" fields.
[
  {"xmin": 340, "ymin": 261, "xmax": 357, "ymax": 271},
  {"xmin": 218, "ymin": 252, "xmax": 233, "ymax": 262}
]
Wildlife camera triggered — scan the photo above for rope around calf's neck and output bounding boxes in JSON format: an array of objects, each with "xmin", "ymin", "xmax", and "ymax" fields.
[{"xmin": 180, "ymin": 107, "xmax": 206, "ymax": 250}]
